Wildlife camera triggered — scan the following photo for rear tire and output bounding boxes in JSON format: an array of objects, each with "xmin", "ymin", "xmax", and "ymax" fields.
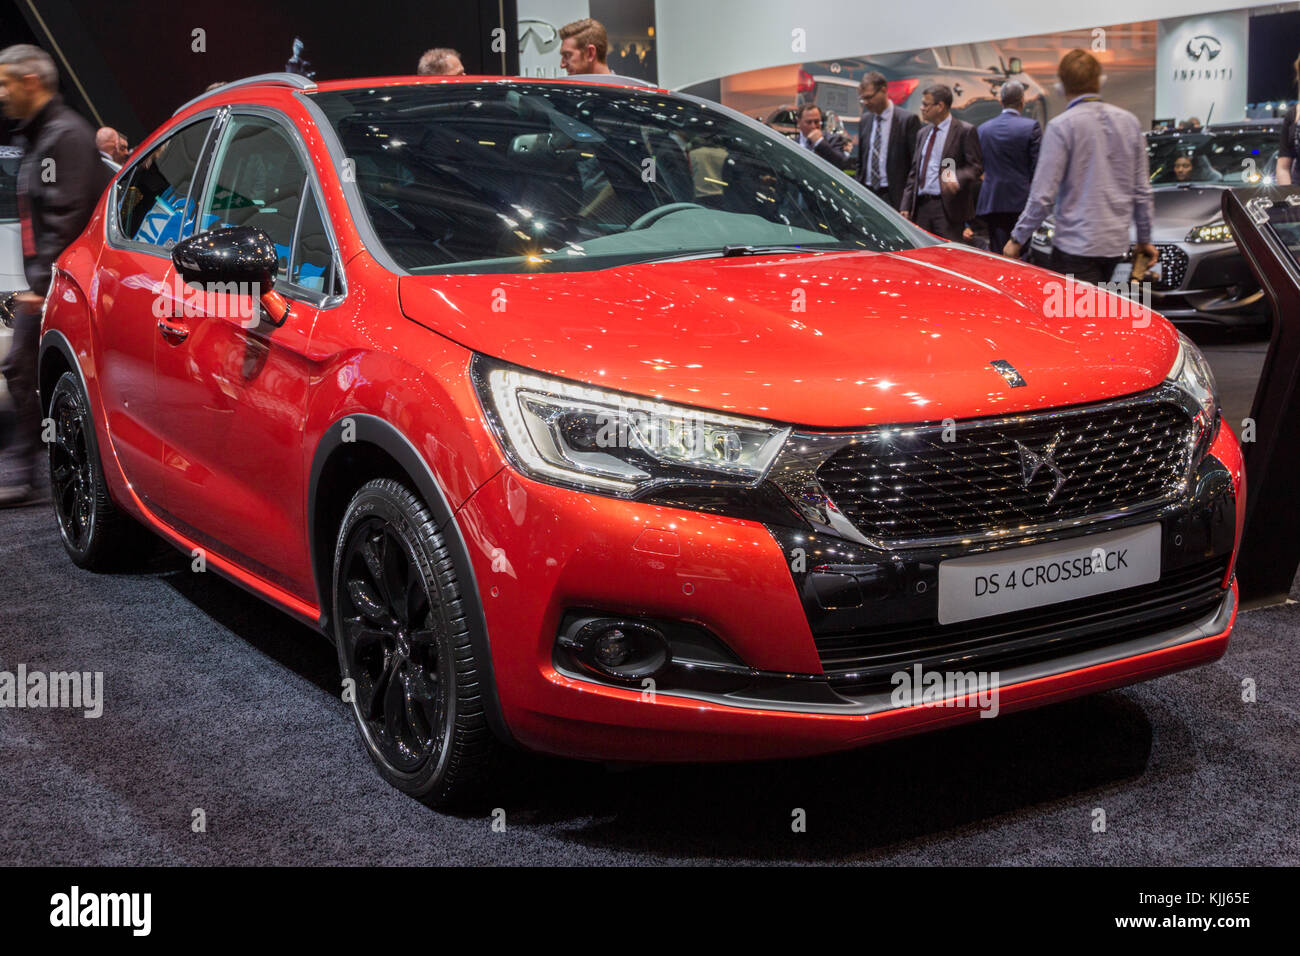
[
  {"xmin": 332, "ymin": 478, "xmax": 499, "ymax": 808},
  {"xmin": 47, "ymin": 371, "xmax": 150, "ymax": 570}
]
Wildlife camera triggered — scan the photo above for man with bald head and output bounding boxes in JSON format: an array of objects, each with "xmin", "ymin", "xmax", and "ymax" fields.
[{"xmin": 95, "ymin": 126, "xmax": 126, "ymax": 170}]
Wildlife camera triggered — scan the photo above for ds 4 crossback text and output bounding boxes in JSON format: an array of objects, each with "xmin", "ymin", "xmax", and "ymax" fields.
[{"xmin": 38, "ymin": 73, "xmax": 1242, "ymax": 806}]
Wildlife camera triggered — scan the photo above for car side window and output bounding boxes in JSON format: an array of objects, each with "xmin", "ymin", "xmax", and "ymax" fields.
[
  {"xmin": 115, "ymin": 118, "xmax": 213, "ymax": 248},
  {"xmin": 197, "ymin": 116, "xmax": 308, "ymax": 281},
  {"xmin": 290, "ymin": 184, "xmax": 338, "ymax": 295}
]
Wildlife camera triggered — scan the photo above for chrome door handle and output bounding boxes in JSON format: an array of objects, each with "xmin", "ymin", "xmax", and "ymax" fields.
[{"xmin": 157, "ymin": 319, "xmax": 189, "ymax": 344}]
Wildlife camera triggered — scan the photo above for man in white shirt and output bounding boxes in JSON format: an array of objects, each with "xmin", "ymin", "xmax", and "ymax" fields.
[{"xmin": 900, "ymin": 85, "xmax": 983, "ymax": 241}]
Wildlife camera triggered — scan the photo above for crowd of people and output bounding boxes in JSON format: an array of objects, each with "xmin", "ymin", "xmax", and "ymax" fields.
[{"xmin": 796, "ymin": 47, "xmax": 1155, "ymax": 286}]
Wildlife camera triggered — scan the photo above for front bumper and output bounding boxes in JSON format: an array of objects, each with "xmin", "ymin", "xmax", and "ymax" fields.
[{"xmin": 454, "ymin": 417, "xmax": 1244, "ymax": 763}]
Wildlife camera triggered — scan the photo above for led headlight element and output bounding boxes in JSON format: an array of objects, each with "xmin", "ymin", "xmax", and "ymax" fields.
[
  {"xmin": 472, "ymin": 356, "xmax": 790, "ymax": 496},
  {"xmin": 1165, "ymin": 332, "xmax": 1218, "ymax": 421},
  {"xmin": 1185, "ymin": 220, "xmax": 1234, "ymax": 244},
  {"xmin": 1164, "ymin": 332, "xmax": 1220, "ymax": 462}
]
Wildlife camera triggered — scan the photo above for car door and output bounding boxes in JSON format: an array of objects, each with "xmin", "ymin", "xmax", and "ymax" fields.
[
  {"xmin": 93, "ymin": 114, "xmax": 217, "ymax": 510},
  {"xmin": 152, "ymin": 111, "xmax": 344, "ymax": 601}
]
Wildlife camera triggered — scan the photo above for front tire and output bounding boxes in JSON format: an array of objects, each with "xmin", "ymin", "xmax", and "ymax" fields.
[
  {"xmin": 332, "ymin": 478, "xmax": 498, "ymax": 808},
  {"xmin": 47, "ymin": 371, "xmax": 148, "ymax": 569}
]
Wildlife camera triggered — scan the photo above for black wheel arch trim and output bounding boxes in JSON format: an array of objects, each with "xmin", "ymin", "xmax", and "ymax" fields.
[
  {"xmin": 307, "ymin": 412, "xmax": 516, "ymax": 748},
  {"xmin": 38, "ymin": 328, "xmax": 91, "ymax": 418}
]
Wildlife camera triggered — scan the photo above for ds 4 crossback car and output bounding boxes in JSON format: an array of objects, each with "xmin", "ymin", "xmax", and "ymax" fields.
[{"xmin": 38, "ymin": 72, "xmax": 1242, "ymax": 807}]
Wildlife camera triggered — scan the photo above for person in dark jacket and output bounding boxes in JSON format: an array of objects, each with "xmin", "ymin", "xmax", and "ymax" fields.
[
  {"xmin": 900, "ymin": 85, "xmax": 984, "ymax": 242},
  {"xmin": 852, "ymin": 71, "xmax": 922, "ymax": 210},
  {"xmin": 975, "ymin": 81, "xmax": 1041, "ymax": 258},
  {"xmin": 793, "ymin": 103, "xmax": 852, "ymax": 167},
  {"xmin": 0, "ymin": 44, "xmax": 110, "ymax": 504}
]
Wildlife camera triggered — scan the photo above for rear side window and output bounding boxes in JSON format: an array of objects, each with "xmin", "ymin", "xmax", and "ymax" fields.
[
  {"xmin": 197, "ymin": 116, "xmax": 308, "ymax": 281},
  {"xmin": 116, "ymin": 118, "xmax": 213, "ymax": 247}
]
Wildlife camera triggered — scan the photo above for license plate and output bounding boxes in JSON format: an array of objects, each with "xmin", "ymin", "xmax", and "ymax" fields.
[{"xmin": 937, "ymin": 524, "xmax": 1161, "ymax": 625}]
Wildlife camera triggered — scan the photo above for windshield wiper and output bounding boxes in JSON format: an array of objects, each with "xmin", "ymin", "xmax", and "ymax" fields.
[
  {"xmin": 721, "ymin": 244, "xmax": 819, "ymax": 256},
  {"xmin": 637, "ymin": 244, "xmax": 853, "ymax": 265}
]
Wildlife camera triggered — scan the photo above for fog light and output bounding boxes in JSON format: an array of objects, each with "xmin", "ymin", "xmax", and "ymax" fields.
[
  {"xmin": 566, "ymin": 620, "xmax": 670, "ymax": 682},
  {"xmin": 593, "ymin": 628, "xmax": 633, "ymax": 668}
]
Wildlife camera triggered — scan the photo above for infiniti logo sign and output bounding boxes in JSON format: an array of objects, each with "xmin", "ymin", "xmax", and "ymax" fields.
[
  {"xmin": 1185, "ymin": 34, "xmax": 1222, "ymax": 61},
  {"xmin": 518, "ymin": 18, "xmax": 559, "ymax": 55},
  {"xmin": 1016, "ymin": 429, "xmax": 1068, "ymax": 503}
]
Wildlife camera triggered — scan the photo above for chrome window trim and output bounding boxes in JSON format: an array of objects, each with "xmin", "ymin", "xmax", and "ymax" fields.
[{"xmin": 767, "ymin": 384, "xmax": 1207, "ymax": 552}]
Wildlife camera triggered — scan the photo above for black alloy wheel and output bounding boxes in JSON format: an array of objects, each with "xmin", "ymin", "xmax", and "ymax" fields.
[
  {"xmin": 46, "ymin": 371, "xmax": 147, "ymax": 569},
  {"xmin": 339, "ymin": 516, "xmax": 448, "ymax": 772},
  {"xmin": 332, "ymin": 478, "xmax": 497, "ymax": 806},
  {"xmin": 48, "ymin": 380, "xmax": 94, "ymax": 552}
]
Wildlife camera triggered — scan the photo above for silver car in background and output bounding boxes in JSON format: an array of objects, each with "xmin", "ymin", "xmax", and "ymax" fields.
[
  {"xmin": 1031, "ymin": 120, "xmax": 1280, "ymax": 330},
  {"xmin": 0, "ymin": 144, "xmax": 25, "ymax": 405}
]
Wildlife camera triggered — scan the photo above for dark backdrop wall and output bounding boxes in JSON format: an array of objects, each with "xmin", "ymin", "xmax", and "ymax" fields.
[
  {"xmin": 7, "ymin": 0, "xmax": 517, "ymax": 142},
  {"xmin": 1249, "ymin": 9, "xmax": 1300, "ymax": 105}
]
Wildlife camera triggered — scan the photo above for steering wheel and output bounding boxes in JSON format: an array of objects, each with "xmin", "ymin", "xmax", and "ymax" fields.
[{"xmin": 627, "ymin": 202, "xmax": 704, "ymax": 231}]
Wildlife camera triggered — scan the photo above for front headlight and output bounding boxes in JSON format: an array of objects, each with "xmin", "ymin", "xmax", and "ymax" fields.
[
  {"xmin": 1185, "ymin": 220, "xmax": 1234, "ymax": 244},
  {"xmin": 1165, "ymin": 332, "xmax": 1217, "ymax": 417},
  {"xmin": 1164, "ymin": 332, "xmax": 1219, "ymax": 455},
  {"xmin": 472, "ymin": 356, "xmax": 790, "ymax": 497}
]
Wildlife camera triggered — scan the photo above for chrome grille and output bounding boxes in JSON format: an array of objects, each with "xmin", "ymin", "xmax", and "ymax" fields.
[
  {"xmin": 1154, "ymin": 244, "xmax": 1189, "ymax": 290},
  {"xmin": 814, "ymin": 397, "xmax": 1194, "ymax": 546}
]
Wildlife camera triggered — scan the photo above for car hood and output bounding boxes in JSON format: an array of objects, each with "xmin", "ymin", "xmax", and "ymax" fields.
[
  {"xmin": 1035, "ymin": 186, "xmax": 1228, "ymax": 244},
  {"xmin": 1151, "ymin": 184, "xmax": 1228, "ymax": 237},
  {"xmin": 397, "ymin": 244, "xmax": 1178, "ymax": 429}
]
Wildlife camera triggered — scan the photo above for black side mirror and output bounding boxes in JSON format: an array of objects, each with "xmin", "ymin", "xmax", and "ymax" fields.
[{"xmin": 171, "ymin": 226, "xmax": 291, "ymax": 326}]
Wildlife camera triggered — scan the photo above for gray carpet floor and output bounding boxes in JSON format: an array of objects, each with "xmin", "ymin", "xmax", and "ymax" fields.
[{"xmin": 1, "ymin": 495, "xmax": 1296, "ymax": 866}]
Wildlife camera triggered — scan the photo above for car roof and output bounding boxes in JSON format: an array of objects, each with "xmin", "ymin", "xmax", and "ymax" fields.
[
  {"xmin": 173, "ymin": 71, "xmax": 668, "ymax": 117},
  {"xmin": 1205, "ymin": 119, "xmax": 1282, "ymax": 132}
]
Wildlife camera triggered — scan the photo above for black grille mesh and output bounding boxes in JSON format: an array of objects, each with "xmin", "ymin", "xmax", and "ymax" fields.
[
  {"xmin": 817, "ymin": 399, "xmax": 1193, "ymax": 544},
  {"xmin": 1154, "ymin": 244, "xmax": 1190, "ymax": 290}
]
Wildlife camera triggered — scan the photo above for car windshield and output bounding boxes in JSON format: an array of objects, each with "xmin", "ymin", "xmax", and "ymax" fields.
[
  {"xmin": 1148, "ymin": 128, "xmax": 1279, "ymax": 186},
  {"xmin": 311, "ymin": 82, "xmax": 920, "ymax": 274}
]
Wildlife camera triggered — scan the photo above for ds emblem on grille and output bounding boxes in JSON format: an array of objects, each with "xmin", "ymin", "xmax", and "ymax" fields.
[
  {"xmin": 990, "ymin": 359, "xmax": 1027, "ymax": 388},
  {"xmin": 1015, "ymin": 429, "xmax": 1068, "ymax": 503}
]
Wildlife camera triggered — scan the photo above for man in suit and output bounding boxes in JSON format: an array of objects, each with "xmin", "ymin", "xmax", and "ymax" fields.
[
  {"xmin": 852, "ymin": 71, "xmax": 921, "ymax": 209},
  {"xmin": 900, "ymin": 85, "xmax": 983, "ymax": 242},
  {"xmin": 793, "ymin": 103, "xmax": 851, "ymax": 167},
  {"xmin": 975, "ymin": 81, "xmax": 1041, "ymax": 257}
]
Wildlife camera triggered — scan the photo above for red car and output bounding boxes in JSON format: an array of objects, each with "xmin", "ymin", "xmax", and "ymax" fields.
[{"xmin": 38, "ymin": 72, "xmax": 1242, "ymax": 807}]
